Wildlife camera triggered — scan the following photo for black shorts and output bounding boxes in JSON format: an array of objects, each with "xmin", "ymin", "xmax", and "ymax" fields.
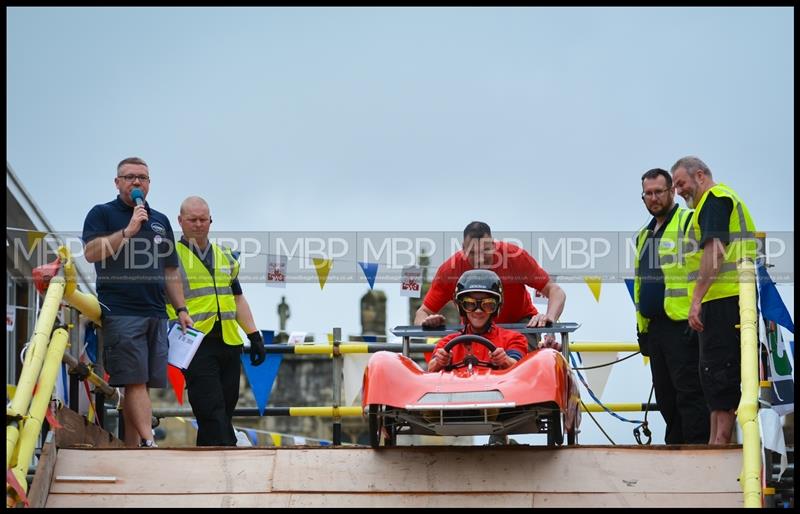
[
  {"xmin": 698, "ymin": 297, "xmax": 741, "ymax": 411},
  {"xmin": 102, "ymin": 315, "xmax": 168, "ymax": 388}
]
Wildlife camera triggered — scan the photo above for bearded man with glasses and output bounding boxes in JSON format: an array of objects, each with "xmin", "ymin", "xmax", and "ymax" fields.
[{"xmin": 634, "ymin": 167, "xmax": 709, "ymax": 445}]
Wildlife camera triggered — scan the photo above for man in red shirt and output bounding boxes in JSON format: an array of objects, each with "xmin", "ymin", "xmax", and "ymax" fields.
[
  {"xmin": 415, "ymin": 221, "xmax": 565, "ymax": 349},
  {"xmin": 428, "ymin": 269, "xmax": 528, "ymax": 372}
]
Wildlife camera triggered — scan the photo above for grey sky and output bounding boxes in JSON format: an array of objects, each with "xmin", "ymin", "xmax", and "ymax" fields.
[{"xmin": 7, "ymin": 7, "xmax": 794, "ymax": 445}]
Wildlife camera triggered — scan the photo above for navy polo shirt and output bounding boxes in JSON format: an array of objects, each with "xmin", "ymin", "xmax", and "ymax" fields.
[
  {"xmin": 82, "ymin": 196, "xmax": 179, "ymax": 318},
  {"xmin": 637, "ymin": 204, "xmax": 682, "ymax": 320}
]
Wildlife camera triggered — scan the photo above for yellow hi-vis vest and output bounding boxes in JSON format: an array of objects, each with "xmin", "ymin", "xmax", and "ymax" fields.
[
  {"xmin": 634, "ymin": 207, "xmax": 693, "ymax": 334},
  {"xmin": 166, "ymin": 243, "xmax": 243, "ymax": 345},
  {"xmin": 685, "ymin": 183, "xmax": 757, "ymax": 303}
]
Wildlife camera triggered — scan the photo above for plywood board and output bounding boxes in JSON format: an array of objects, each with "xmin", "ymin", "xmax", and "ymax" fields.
[
  {"xmin": 50, "ymin": 449, "xmax": 276, "ymax": 494},
  {"xmin": 28, "ymin": 434, "xmax": 57, "ymax": 508},
  {"xmin": 272, "ymin": 446, "xmax": 743, "ymax": 494},
  {"xmin": 54, "ymin": 407, "xmax": 125, "ymax": 449}
]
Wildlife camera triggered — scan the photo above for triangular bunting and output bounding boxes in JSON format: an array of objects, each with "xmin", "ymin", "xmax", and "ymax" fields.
[
  {"xmin": 757, "ymin": 263, "xmax": 794, "ymax": 333},
  {"xmin": 583, "ymin": 276, "xmax": 602, "ymax": 302},
  {"xmin": 166, "ymin": 365, "xmax": 185, "ymax": 405},
  {"xmin": 576, "ymin": 351, "xmax": 617, "ymax": 397},
  {"xmin": 312, "ymin": 258, "xmax": 333, "ymax": 290},
  {"xmin": 45, "ymin": 402, "xmax": 63, "ymax": 429},
  {"xmin": 624, "ymin": 278, "xmax": 635, "ymax": 305},
  {"xmin": 271, "ymin": 433, "xmax": 282, "ymax": 447},
  {"xmin": 358, "ymin": 261, "xmax": 379, "ymax": 290},
  {"xmin": 241, "ymin": 330, "xmax": 282, "ymax": 415},
  {"xmin": 343, "ymin": 354, "xmax": 371, "ymax": 405}
]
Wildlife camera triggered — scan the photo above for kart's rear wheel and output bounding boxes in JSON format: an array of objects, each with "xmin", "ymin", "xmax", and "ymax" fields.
[
  {"xmin": 368, "ymin": 405, "xmax": 396, "ymax": 448},
  {"xmin": 546, "ymin": 412, "xmax": 564, "ymax": 446}
]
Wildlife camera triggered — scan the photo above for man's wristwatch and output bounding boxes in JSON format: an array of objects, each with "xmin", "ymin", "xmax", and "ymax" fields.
[{"xmin": 175, "ymin": 306, "xmax": 189, "ymax": 315}]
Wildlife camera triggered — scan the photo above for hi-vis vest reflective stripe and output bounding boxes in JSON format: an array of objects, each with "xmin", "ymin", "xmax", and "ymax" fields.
[
  {"xmin": 166, "ymin": 243, "xmax": 243, "ymax": 345},
  {"xmin": 634, "ymin": 207, "xmax": 693, "ymax": 334},
  {"xmin": 685, "ymin": 183, "xmax": 757, "ymax": 303}
]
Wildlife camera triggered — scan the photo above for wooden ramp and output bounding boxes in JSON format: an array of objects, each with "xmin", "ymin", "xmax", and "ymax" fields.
[{"xmin": 44, "ymin": 446, "xmax": 744, "ymax": 507}]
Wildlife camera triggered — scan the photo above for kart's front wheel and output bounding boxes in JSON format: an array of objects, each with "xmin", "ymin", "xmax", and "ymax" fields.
[
  {"xmin": 368, "ymin": 404, "xmax": 396, "ymax": 448},
  {"xmin": 566, "ymin": 426, "xmax": 577, "ymax": 445},
  {"xmin": 546, "ymin": 412, "xmax": 564, "ymax": 446}
]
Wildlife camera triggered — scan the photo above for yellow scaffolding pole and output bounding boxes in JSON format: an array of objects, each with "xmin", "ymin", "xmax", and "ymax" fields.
[
  {"xmin": 5, "ymin": 276, "xmax": 65, "ymax": 469},
  {"xmin": 737, "ymin": 259, "xmax": 761, "ymax": 508},
  {"xmin": 7, "ymin": 327, "xmax": 70, "ymax": 505},
  {"xmin": 60, "ymin": 246, "xmax": 102, "ymax": 325},
  {"xmin": 570, "ymin": 343, "xmax": 640, "ymax": 352}
]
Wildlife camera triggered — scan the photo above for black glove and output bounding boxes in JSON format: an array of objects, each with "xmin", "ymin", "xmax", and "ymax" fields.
[
  {"xmin": 247, "ymin": 331, "xmax": 266, "ymax": 366},
  {"xmin": 637, "ymin": 331, "xmax": 650, "ymax": 358}
]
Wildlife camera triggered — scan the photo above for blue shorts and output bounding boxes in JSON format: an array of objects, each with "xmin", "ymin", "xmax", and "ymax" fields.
[{"xmin": 102, "ymin": 315, "xmax": 168, "ymax": 388}]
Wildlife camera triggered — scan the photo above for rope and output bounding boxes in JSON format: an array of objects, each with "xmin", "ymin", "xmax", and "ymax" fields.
[
  {"xmin": 571, "ymin": 351, "xmax": 642, "ymax": 370},
  {"xmin": 569, "ymin": 353, "xmax": 644, "ymax": 426},
  {"xmin": 633, "ymin": 385, "xmax": 653, "ymax": 445},
  {"xmin": 580, "ymin": 398, "xmax": 616, "ymax": 445}
]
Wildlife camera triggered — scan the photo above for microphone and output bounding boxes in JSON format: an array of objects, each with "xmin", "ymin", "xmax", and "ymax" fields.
[{"xmin": 131, "ymin": 188, "xmax": 145, "ymax": 207}]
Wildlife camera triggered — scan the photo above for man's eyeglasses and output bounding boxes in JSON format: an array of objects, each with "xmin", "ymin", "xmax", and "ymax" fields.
[
  {"xmin": 459, "ymin": 297, "xmax": 499, "ymax": 313},
  {"xmin": 641, "ymin": 188, "xmax": 669, "ymax": 199},
  {"xmin": 118, "ymin": 174, "xmax": 151, "ymax": 183}
]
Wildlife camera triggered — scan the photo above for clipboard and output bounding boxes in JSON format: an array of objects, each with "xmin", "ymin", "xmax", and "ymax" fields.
[{"xmin": 167, "ymin": 324, "xmax": 206, "ymax": 369}]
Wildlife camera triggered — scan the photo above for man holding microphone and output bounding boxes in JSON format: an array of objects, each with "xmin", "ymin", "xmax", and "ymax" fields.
[{"xmin": 82, "ymin": 157, "xmax": 192, "ymax": 448}]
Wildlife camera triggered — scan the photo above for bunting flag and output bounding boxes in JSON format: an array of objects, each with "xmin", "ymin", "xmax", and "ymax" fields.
[
  {"xmin": 583, "ymin": 276, "xmax": 602, "ymax": 302},
  {"xmin": 45, "ymin": 402, "xmax": 63, "ymax": 429},
  {"xmin": 166, "ymin": 365, "xmax": 185, "ymax": 405},
  {"xmin": 575, "ymin": 351, "xmax": 617, "ymax": 398},
  {"xmin": 343, "ymin": 354, "xmax": 371, "ymax": 405},
  {"xmin": 26, "ymin": 230, "xmax": 46, "ymax": 251},
  {"xmin": 241, "ymin": 330, "xmax": 282, "ymax": 415},
  {"xmin": 761, "ymin": 322, "xmax": 794, "ymax": 417},
  {"xmin": 83, "ymin": 322, "xmax": 98, "ymax": 363},
  {"xmin": 624, "ymin": 278, "xmax": 635, "ymax": 305},
  {"xmin": 271, "ymin": 433, "xmax": 282, "ymax": 447},
  {"xmin": 287, "ymin": 331, "xmax": 308, "ymax": 345},
  {"xmin": 312, "ymin": 258, "xmax": 333, "ymax": 290},
  {"xmin": 400, "ymin": 265, "xmax": 422, "ymax": 298},
  {"xmin": 358, "ymin": 261, "xmax": 379, "ymax": 290},
  {"xmin": 757, "ymin": 263, "xmax": 794, "ymax": 333},
  {"xmin": 54, "ymin": 363, "xmax": 69, "ymax": 406},
  {"xmin": 759, "ymin": 408, "xmax": 788, "ymax": 479},
  {"xmin": 266, "ymin": 254, "xmax": 288, "ymax": 288},
  {"xmin": 294, "ymin": 435, "xmax": 306, "ymax": 445},
  {"xmin": 235, "ymin": 430, "xmax": 254, "ymax": 447},
  {"xmin": 246, "ymin": 429, "xmax": 258, "ymax": 446}
]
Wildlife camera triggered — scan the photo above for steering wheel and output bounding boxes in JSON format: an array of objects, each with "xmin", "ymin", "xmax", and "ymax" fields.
[{"xmin": 443, "ymin": 334, "xmax": 498, "ymax": 371}]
